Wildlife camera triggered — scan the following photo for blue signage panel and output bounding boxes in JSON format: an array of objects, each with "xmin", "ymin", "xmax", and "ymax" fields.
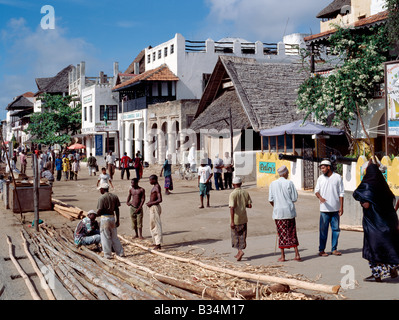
[
  {"xmin": 95, "ymin": 134, "xmax": 103, "ymax": 156},
  {"xmin": 259, "ymin": 161, "xmax": 276, "ymax": 174}
]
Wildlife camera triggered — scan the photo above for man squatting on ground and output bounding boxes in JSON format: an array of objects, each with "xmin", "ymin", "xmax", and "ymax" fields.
[
  {"xmin": 126, "ymin": 178, "xmax": 145, "ymax": 239},
  {"xmin": 147, "ymin": 175, "xmax": 163, "ymax": 250},
  {"xmin": 229, "ymin": 176, "xmax": 252, "ymax": 261},
  {"xmin": 269, "ymin": 165, "xmax": 301, "ymax": 262},
  {"xmin": 96, "ymin": 183, "xmax": 124, "ymax": 259},
  {"xmin": 74, "ymin": 210, "xmax": 101, "ymax": 248}
]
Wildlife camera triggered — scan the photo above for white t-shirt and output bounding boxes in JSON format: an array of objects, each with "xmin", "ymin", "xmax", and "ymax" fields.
[
  {"xmin": 198, "ymin": 165, "xmax": 212, "ymax": 183},
  {"xmin": 98, "ymin": 173, "xmax": 112, "ymax": 186},
  {"xmin": 213, "ymin": 158, "xmax": 223, "ymax": 173},
  {"xmin": 314, "ymin": 172, "xmax": 345, "ymax": 212},
  {"xmin": 106, "ymin": 154, "xmax": 116, "ymax": 165}
]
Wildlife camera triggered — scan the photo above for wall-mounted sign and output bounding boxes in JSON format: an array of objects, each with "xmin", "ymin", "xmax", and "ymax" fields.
[
  {"xmin": 259, "ymin": 161, "xmax": 276, "ymax": 174},
  {"xmin": 123, "ymin": 110, "xmax": 143, "ymax": 121},
  {"xmin": 95, "ymin": 134, "xmax": 103, "ymax": 156},
  {"xmin": 385, "ymin": 60, "xmax": 399, "ymax": 136},
  {"xmin": 83, "ymin": 94, "xmax": 92, "ymax": 104}
]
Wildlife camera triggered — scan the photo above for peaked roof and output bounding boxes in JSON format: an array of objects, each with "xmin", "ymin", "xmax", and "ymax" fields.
[
  {"xmin": 316, "ymin": 0, "xmax": 351, "ymax": 19},
  {"xmin": 124, "ymin": 48, "xmax": 148, "ymax": 74},
  {"xmin": 35, "ymin": 65, "xmax": 74, "ymax": 95},
  {"xmin": 191, "ymin": 56, "xmax": 307, "ymax": 132},
  {"xmin": 6, "ymin": 94, "xmax": 34, "ymax": 111},
  {"xmin": 306, "ymin": 10, "xmax": 388, "ymax": 43},
  {"xmin": 112, "ymin": 64, "xmax": 179, "ymax": 91}
]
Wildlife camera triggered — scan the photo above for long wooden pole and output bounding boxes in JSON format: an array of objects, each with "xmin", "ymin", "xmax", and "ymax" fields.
[
  {"xmin": 20, "ymin": 231, "xmax": 56, "ymax": 300},
  {"xmin": 33, "ymin": 154, "xmax": 40, "ymax": 231},
  {"xmin": 6, "ymin": 235, "xmax": 41, "ymax": 300},
  {"xmin": 119, "ymin": 236, "xmax": 340, "ymax": 295}
]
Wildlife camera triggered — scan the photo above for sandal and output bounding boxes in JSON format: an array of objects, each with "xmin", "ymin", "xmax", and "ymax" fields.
[
  {"xmin": 318, "ymin": 251, "xmax": 329, "ymax": 257},
  {"xmin": 331, "ymin": 250, "xmax": 342, "ymax": 256},
  {"xmin": 364, "ymin": 275, "xmax": 382, "ymax": 282}
]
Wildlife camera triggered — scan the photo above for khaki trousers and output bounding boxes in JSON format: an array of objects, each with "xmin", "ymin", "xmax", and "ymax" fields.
[{"xmin": 149, "ymin": 204, "xmax": 163, "ymax": 245}]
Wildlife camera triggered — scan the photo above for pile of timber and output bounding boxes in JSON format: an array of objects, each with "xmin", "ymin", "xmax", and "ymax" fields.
[
  {"xmin": 25, "ymin": 224, "xmax": 340, "ymax": 300},
  {"xmin": 52, "ymin": 198, "xmax": 88, "ymax": 221}
]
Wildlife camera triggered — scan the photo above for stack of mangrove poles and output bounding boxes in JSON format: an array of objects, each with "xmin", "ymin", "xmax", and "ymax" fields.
[
  {"xmin": 51, "ymin": 198, "xmax": 87, "ymax": 221},
  {"xmin": 27, "ymin": 225, "xmax": 340, "ymax": 300},
  {"xmin": 29, "ymin": 226, "xmax": 201, "ymax": 300}
]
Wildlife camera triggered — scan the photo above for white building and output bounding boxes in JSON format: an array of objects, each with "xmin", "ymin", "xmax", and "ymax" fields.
[
  {"xmin": 114, "ymin": 33, "xmax": 305, "ymax": 164},
  {"xmin": 69, "ymin": 62, "xmax": 120, "ymax": 164}
]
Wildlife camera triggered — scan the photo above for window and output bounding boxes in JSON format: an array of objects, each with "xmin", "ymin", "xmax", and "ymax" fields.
[
  {"xmin": 89, "ymin": 106, "xmax": 93, "ymax": 122},
  {"xmin": 84, "ymin": 107, "xmax": 87, "ymax": 121},
  {"xmin": 164, "ymin": 47, "xmax": 168, "ymax": 57},
  {"xmin": 147, "ymin": 54, "xmax": 151, "ymax": 63},
  {"xmin": 170, "ymin": 44, "xmax": 174, "ymax": 54},
  {"xmin": 100, "ymin": 105, "xmax": 118, "ymax": 121},
  {"xmin": 158, "ymin": 50, "xmax": 162, "ymax": 59},
  {"xmin": 152, "ymin": 52, "xmax": 156, "ymax": 61}
]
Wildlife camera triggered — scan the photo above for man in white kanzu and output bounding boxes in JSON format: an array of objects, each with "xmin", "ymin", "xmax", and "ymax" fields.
[
  {"xmin": 315, "ymin": 160, "xmax": 345, "ymax": 257},
  {"xmin": 269, "ymin": 165, "xmax": 301, "ymax": 262}
]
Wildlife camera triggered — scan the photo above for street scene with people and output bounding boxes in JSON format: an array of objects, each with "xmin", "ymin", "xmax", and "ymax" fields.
[{"xmin": 0, "ymin": 0, "xmax": 399, "ymax": 309}]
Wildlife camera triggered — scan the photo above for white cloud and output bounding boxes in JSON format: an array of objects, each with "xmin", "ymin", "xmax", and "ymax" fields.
[
  {"xmin": 0, "ymin": 17, "xmax": 101, "ymax": 118},
  {"xmin": 203, "ymin": 0, "xmax": 331, "ymax": 41}
]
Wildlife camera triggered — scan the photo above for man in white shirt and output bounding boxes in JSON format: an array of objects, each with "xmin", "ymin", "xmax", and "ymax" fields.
[
  {"xmin": 106, "ymin": 151, "xmax": 116, "ymax": 179},
  {"xmin": 315, "ymin": 160, "xmax": 345, "ymax": 257},
  {"xmin": 213, "ymin": 154, "xmax": 224, "ymax": 190},
  {"xmin": 269, "ymin": 165, "xmax": 301, "ymax": 262},
  {"xmin": 198, "ymin": 159, "xmax": 213, "ymax": 208}
]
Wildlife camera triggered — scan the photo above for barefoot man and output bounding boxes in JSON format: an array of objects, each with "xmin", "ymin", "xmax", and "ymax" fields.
[
  {"xmin": 269, "ymin": 165, "xmax": 301, "ymax": 262},
  {"xmin": 126, "ymin": 178, "xmax": 145, "ymax": 239},
  {"xmin": 147, "ymin": 175, "xmax": 163, "ymax": 250},
  {"xmin": 229, "ymin": 176, "xmax": 252, "ymax": 261}
]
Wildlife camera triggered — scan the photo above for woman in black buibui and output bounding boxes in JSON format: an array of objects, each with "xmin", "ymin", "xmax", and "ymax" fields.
[{"xmin": 353, "ymin": 161, "xmax": 399, "ymax": 282}]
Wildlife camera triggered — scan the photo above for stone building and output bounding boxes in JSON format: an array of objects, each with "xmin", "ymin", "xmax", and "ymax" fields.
[{"xmin": 190, "ymin": 56, "xmax": 308, "ymax": 180}]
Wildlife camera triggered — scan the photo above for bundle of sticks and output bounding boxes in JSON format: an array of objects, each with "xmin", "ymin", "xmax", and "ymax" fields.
[
  {"xmin": 51, "ymin": 198, "xmax": 88, "ymax": 221},
  {"xmin": 26, "ymin": 224, "xmax": 340, "ymax": 300}
]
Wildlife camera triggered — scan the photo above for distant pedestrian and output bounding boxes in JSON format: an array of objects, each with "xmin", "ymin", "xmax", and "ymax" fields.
[
  {"xmin": 315, "ymin": 160, "xmax": 344, "ymax": 257},
  {"xmin": 223, "ymin": 152, "xmax": 234, "ymax": 189},
  {"xmin": 87, "ymin": 153, "xmax": 97, "ymax": 176},
  {"xmin": 198, "ymin": 159, "xmax": 213, "ymax": 208},
  {"xmin": 120, "ymin": 152, "xmax": 132, "ymax": 180},
  {"xmin": 147, "ymin": 175, "xmax": 163, "ymax": 250},
  {"xmin": 213, "ymin": 154, "xmax": 224, "ymax": 190},
  {"xmin": 353, "ymin": 161, "xmax": 399, "ymax": 282},
  {"xmin": 96, "ymin": 184, "xmax": 124, "ymax": 259},
  {"xmin": 19, "ymin": 151, "xmax": 27, "ymax": 174},
  {"xmin": 55, "ymin": 155, "xmax": 62, "ymax": 181},
  {"xmin": 133, "ymin": 152, "xmax": 143, "ymax": 180},
  {"xmin": 71, "ymin": 158, "xmax": 80, "ymax": 180},
  {"xmin": 269, "ymin": 165, "xmax": 301, "ymax": 262},
  {"xmin": 160, "ymin": 154, "xmax": 173, "ymax": 195},
  {"xmin": 97, "ymin": 167, "xmax": 114, "ymax": 190},
  {"xmin": 106, "ymin": 151, "xmax": 116, "ymax": 179},
  {"xmin": 229, "ymin": 176, "xmax": 252, "ymax": 261},
  {"xmin": 62, "ymin": 155, "xmax": 70, "ymax": 181},
  {"xmin": 126, "ymin": 178, "xmax": 145, "ymax": 239}
]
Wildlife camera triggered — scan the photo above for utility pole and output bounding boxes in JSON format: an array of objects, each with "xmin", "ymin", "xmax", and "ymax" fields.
[{"xmin": 32, "ymin": 153, "xmax": 39, "ymax": 232}]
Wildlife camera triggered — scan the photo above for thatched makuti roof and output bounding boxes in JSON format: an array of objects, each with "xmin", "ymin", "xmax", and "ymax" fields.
[
  {"xmin": 35, "ymin": 65, "xmax": 74, "ymax": 95},
  {"xmin": 191, "ymin": 56, "xmax": 307, "ymax": 133},
  {"xmin": 316, "ymin": 0, "xmax": 351, "ymax": 19},
  {"xmin": 6, "ymin": 95, "xmax": 34, "ymax": 111}
]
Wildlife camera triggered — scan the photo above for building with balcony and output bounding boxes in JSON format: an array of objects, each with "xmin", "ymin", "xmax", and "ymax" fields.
[
  {"xmin": 5, "ymin": 92, "xmax": 35, "ymax": 147},
  {"xmin": 113, "ymin": 33, "xmax": 305, "ymax": 164},
  {"xmin": 69, "ymin": 61, "xmax": 121, "ymax": 163}
]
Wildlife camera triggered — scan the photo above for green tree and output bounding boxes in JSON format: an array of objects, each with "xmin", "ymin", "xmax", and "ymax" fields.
[
  {"xmin": 25, "ymin": 94, "xmax": 81, "ymax": 146},
  {"xmin": 296, "ymin": 24, "xmax": 391, "ymax": 155}
]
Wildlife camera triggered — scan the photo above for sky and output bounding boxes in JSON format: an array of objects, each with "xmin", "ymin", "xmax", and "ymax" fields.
[{"xmin": 0, "ymin": 0, "xmax": 331, "ymax": 120}]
